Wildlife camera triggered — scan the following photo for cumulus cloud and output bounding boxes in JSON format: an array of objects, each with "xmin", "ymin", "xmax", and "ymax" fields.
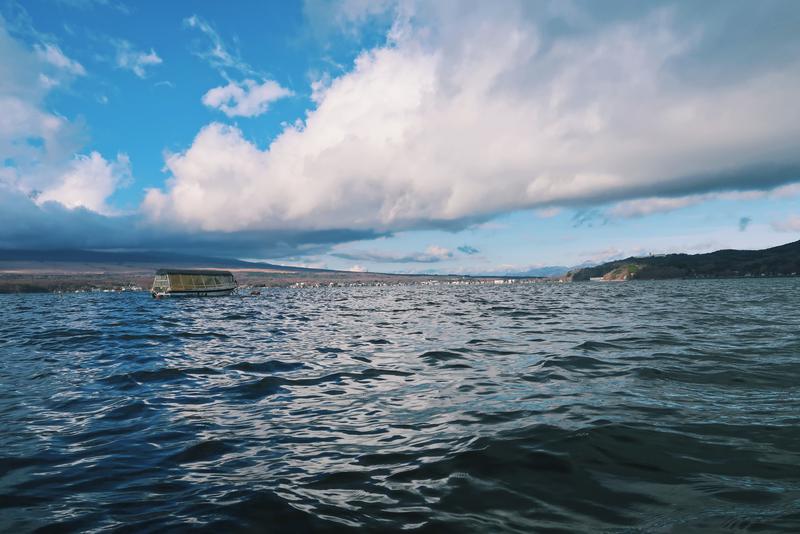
[
  {"xmin": 202, "ymin": 79, "xmax": 292, "ymax": 118},
  {"xmin": 457, "ymin": 245, "xmax": 479, "ymax": 255},
  {"xmin": 36, "ymin": 152, "xmax": 131, "ymax": 214},
  {"xmin": 332, "ymin": 245, "xmax": 453, "ymax": 263},
  {"xmin": 1, "ymin": 18, "xmax": 84, "ymax": 197},
  {"xmin": 0, "ymin": 18, "xmax": 134, "ymax": 226},
  {"xmin": 4, "ymin": 2, "xmax": 800, "ymax": 261},
  {"xmin": 113, "ymin": 39, "xmax": 162, "ymax": 78},
  {"xmin": 144, "ymin": 1, "xmax": 800, "ymax": 236},
  {"xmin": 0, "ymin": 12, "xmax": 370, "ymax": 257}
]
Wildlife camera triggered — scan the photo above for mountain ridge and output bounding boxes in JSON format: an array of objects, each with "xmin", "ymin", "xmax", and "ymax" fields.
[
  {"xmin": 0, "ymin": 248, "xmax": 328, "ymax": 272},
  {"xmin": 567, "ymin": 239, "xmax": 800, "ymax": 281}
]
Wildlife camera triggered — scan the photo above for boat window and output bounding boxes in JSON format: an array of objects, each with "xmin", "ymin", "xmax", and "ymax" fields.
[{"xmin": 155, "ymin": 272, "xmax": 233, "ymax": 290}]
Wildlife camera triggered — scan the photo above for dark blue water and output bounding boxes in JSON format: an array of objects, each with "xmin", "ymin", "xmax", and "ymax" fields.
[{"xmin": 1, "ymin": 280, "xmax": 800, "ymax": 532}]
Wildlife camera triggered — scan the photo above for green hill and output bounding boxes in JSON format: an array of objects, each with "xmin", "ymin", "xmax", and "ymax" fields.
[{"xmin": 567, "ymin": 240, "xmax": 800, "ymax": 281}]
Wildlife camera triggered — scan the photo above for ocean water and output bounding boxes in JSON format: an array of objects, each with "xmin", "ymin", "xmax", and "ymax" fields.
[{"xmin": 1, "ymin": 279, "xmax": 799, "ymax": 532}]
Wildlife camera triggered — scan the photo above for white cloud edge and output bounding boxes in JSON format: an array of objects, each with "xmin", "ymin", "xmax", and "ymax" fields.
[
  {"xmin": 113, "ymin": 39, "xmax": 162, "ymax": 78},
  {"xmin": 202, "ymin": 79, "xmax": 293, "ymax": 118},
  {"xmin": 143, "ymin": 4, "xmax": 800, "ymax": 235}
]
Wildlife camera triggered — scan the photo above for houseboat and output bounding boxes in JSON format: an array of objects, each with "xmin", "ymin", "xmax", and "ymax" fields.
[{"xmin": 151, "ymin": 269, "xmax": 237, "ymax": 297}]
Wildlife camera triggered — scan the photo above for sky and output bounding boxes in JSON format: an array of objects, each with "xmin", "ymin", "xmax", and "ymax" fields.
[{"xmin": 1, "ymin": 0, "xmax": 799, "ymax": 275}]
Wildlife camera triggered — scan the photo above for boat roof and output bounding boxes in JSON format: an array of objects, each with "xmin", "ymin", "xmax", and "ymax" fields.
[{"xmin": 155, "ymin": 269, "xmax": 234, "ymax": 276}]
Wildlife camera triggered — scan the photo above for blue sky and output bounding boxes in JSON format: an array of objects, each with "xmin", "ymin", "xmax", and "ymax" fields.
[{"xmin": 1, "ymin": 0, "xmax": 799, "ymax": 274}]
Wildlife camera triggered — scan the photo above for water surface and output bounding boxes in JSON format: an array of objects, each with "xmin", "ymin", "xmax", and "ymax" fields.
[{"xmin": 1, "ymin": 279, "xmax": 799, "ymax": 531}]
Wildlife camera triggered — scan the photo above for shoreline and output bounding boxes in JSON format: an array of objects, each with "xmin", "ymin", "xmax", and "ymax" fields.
[{"xmin": 0, "ymin": 270, "xmax": 547, "ymax": 294}]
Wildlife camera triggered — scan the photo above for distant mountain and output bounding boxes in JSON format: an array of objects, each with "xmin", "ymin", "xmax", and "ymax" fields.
[
  {"xmin": 0, "ymin": 249, "xmax": 327, "ymax": 272},
  {"xmin": 567, "ymin": 240, "xmax": 800, "ymax": 281}
]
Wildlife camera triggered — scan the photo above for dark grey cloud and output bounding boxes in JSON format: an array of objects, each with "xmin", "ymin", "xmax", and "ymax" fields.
[
  {"xmin": 556, "ymin": 163, "xmax": 800, "ymax": 212},
  {"xmin": 635, "ymin": 163, "xmax": 800, "ymax": 203},
  {"xmin": 0, "ymin": 188, "xmax": 385, "ymax": 258},
  {"xmin": 457, "ymin": 245, "xmax": 479, "ymax": 255},
  {"xmin": 571, "ymin": 209, "xmax": 608, "ymax": 228}
]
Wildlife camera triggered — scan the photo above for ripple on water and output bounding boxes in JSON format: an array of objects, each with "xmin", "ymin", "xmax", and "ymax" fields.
[{"xmin": 1, "ymin": 280, "xmax": 800, "ymax": 532}]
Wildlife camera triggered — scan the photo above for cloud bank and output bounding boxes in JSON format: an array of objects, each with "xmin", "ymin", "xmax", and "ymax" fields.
[
  {"xmin": 144, "ymin": 1, "xmax": 800, "ymax": 236},
  {"xmin": 3, "ymin": 2, "xmax": 800, "ymax": 260}
]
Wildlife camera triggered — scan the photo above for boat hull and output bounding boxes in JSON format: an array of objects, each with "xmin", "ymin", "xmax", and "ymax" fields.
[{"xmin": 152, "ymin": 287, "xmax": 236, "ymax": 298}]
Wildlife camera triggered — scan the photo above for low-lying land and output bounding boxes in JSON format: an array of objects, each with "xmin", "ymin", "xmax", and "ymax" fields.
[
  {"xmin": 3, "ymin": 239, "xmax": 799, "ymax": 292},
  {"xmin": 0, "ymin": 252, "xmax": 542, "ymax": 293}
]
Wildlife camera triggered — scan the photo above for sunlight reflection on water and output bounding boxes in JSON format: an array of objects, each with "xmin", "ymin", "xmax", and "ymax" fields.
[{"xmin": 1, "ymin": 279, "xmax": 800, "ymax": 531}]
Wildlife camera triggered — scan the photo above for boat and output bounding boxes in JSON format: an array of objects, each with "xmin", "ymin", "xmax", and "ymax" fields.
[{"xmin": 151, "ymin": 269, "xmax": 237, "ymax": 297}]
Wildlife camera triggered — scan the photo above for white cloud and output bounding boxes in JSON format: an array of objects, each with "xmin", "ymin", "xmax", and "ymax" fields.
[
  {"xmin": 56, "ymin": 0, "xmax": 130, "ymax": 14},
  {"xmin": 470, "ymin": 221, "xmax": 510, "ymax": 231},
  {"xmin": 425, "ymin": 245, "xmax": 452, "ymax": 260},
  {"xmin": 348, "ymin": 264, "xmax": 367, "ymax": 272},
  {"xmin": 331, "ymin": 244, "xmax": 453, "ymax": 263},
  {"xmin": 608, "ymin": 196, "xmax": 706, "ymax": 218},
  {"xmin": 37, "ymin": 152, "xmax": 131, "ymax": 214},
  {"xmin": 113, "ymin": 39, "xmax": 162, "ymax": 78},
  {"xmin": 1, "ymin": 20, "xmax": 80, "ymax": 193},
  {"xmin": 34, "ymin": 43, "xmax": 85, "ymax": 76},
  {"xmin": 770, "ymin": 183, "xmax": 800, "ymax": 199},
  {"xmin": 535, "ymin": 207, "xmax": 561, "ymax": 218},
  {"xmin": 772, "ymin": 215, "xmax": 800, "ymax": 233},
  {"xmin": 144, "ymin": 2, "xmax": 800, "ymax": 235},
  {"xmin": 580, "ymin": 247, "xmax": 635, "ymax": 265},
  {"xmin": 202, "ymin": 79, "xmax": 292, "ymax": 118},
  {"xmin": 303, "ymin": 0, "xmax": 396, "ymax": 39},
  {"xmin": 183, "ymin": 14, "xmax": 256, "ymax": 76},
  {"xmin": 0, "ymin": 18, "xmax": 130, "ymax": 217}
]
